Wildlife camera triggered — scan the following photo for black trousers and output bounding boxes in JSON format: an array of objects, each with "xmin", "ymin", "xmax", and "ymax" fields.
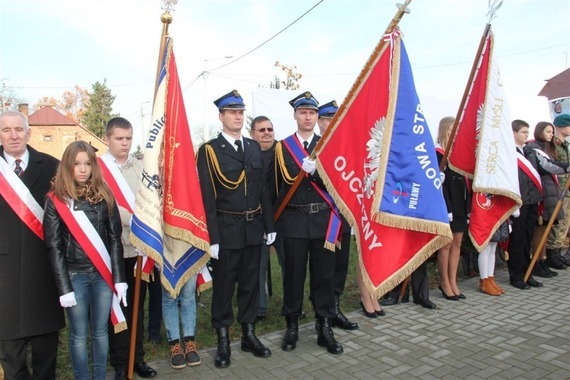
[
  {"xmin": 0, "ymin": 331, "xmax": 59, "ymax": 380},
  {"xmin": 108, "ymin": 257, "xmax": 146, "ymax": 371},
  {"xmin": 210, "ymin": 245, "xmax": 261, "ymax": 328},
  {"xmin": 142, "ymin": 266, "xmax": 162, "ymax": 339},
  {"xmin": 282, "ymin": 237, "xmax": 335, "ymax": 318},
  {"xmin": 333, "ymin": 233, "xmax": 352, "ymax": 297},
  {"xmin": 507, "ymin": 204, "xmax": 537, "ymax": 282},
  {"xmin": 390, "ymin": 261, "xmax": 430, "ymax": 302}
]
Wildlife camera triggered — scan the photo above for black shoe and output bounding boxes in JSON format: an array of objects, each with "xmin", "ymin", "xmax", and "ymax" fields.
[
  {"xmin": 359, "ymin": 301, "xmax": 378, "ymax": 318},
  {"xmin": 114, "ymin": 369, "xmax": 128, "ymax": 380},
  {"xmin": 414, "ymin": 299, "xmax": 437, "ymax": 309},
  {"xmin": 438, "ymin": 285, "xmax": 460, "ymax": 301},
  {"xmin": 256, "ymin": 315, "xmax": 266, "ymax": 322},
  {"xmin": 316, "ymin": 318, "xmax": 343, "ymax": 355},
  {"xmin": 455, "ymin": 293, "xmax": 467, "ymax": 299},
  {"xmin": 148, "ymin": 334, "xmax": 162, "ymax": 344},
  {"xmin": 134, "ymin": 362, "xmax": 157, "ymax": 378},
  {"xmin": 241, "ymin": 323, "xmax": 271, "ymax": 358},
  {"xmin": 374, "ymin": 308, "xmax": 386, "ymax": 317},
  {"xmin": 526, "ymin": 277, "xmax": 543, "ymax": 288},
  {"xmin": 545, "ymin": 256, "xmax": 567, "ymax": 270},
  {"xmin": 509, "ymin": 280, "xmax": 531, "ymax": 290},
  {"xmin": 281, "ymin": 316, "xmax": 299, "ymax": 351},
  {"xmin": 533, "ymin": 261, "xmax": 554, "ymax": 278},
  {"xmin": 380, "ymin": 296, "xmax": 397, "ymax": 306},
  {"xmin": 331, "ymin": 296, "xmax": 359, "ymax": 330},
  {"xmin": 215, "ymin": 327, "xmax": 231, "ymax": 368}
]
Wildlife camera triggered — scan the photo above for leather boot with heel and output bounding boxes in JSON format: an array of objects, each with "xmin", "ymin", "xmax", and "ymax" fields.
[
  {"xmin": 317, "ymin": 317, "xmax": 344, "ymax": 355},
  {"xmin": 281, "ymin": 316, "xmax": 299, "ymax": 351},
  {"xmin": 214, "ymin": 327, "xmax": 231, "ymax": 368},
  {"xmin": 241, "ymin": 323, "xmax": 271, "ymax": 357}
]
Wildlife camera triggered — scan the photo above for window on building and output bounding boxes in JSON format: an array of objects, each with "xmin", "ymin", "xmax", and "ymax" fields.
[{"xmin": 43, "ymin": 135, "xmax": 52, "ymax": 141}]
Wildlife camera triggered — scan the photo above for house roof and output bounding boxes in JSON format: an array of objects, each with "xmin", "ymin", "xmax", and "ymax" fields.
[
  {"xmin": 28, "ymin": 106, "xmax": 77, "ymax": 125},
  {"xmin": 538, "ymin": 68, "xmax": 570, "ymax": 100},
  {"xmin": 28, "ymin": 106, "xmax": 107, "ymax": 146}
]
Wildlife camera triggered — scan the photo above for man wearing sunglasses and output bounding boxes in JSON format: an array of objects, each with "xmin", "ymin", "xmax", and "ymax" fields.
[{"xmin": 249, "ymin": 116, "xmax": 284, "ymax": 322}]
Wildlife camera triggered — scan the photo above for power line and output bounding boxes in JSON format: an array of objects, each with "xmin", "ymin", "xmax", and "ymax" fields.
[{"xmin": 182, "ymin": 0, "xmax": 325, "ymax": 92}]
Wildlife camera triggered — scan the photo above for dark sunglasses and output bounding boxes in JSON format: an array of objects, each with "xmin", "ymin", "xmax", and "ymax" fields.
[{"xmin": 253, "ymin": 127, "xmax": 273, "ymax": 133}]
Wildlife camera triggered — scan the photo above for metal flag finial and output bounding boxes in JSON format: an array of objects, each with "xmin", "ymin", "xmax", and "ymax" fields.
[
  {"xmin": 162, "ymin": 0, "xmax": 178, "ymax": 13},
  {"xmin": 487, "ymin": 0, "xmax": 503, "ymax": 22}
]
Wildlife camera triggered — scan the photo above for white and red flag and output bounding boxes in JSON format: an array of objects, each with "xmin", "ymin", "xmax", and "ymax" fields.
[
  {"xmin": 317, "ymin": 28, "xmax": 452, "ymax": 297},
  {"xmin": 448, "ymin": 26, "xmax": 521, "ymax": 250}
]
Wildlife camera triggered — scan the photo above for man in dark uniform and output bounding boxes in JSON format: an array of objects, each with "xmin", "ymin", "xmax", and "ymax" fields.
[
  {"xmin": 0, "ymin": 110, "xmax": 65, "ymax": 379},
  {"xmin": 316, "ymin": 101, "xmax": 358, "ymax": 331},
  {"xmin": 274, "ymin": 91, "xmax": 343, "ymax": 355},
  {"xmin": 196, "ymin": 90, "xmax": 276, "ymax": 369}
]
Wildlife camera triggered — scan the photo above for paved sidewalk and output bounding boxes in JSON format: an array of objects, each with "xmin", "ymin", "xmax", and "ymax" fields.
[{"xmin": 127, "ymin": 269, "xmax": 570, "ymax": 379}]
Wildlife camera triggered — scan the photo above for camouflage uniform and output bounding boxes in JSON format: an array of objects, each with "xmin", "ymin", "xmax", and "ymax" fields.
[{"xmin": 547, "ymin": 137, "xmax": 570, "ymax": 251}]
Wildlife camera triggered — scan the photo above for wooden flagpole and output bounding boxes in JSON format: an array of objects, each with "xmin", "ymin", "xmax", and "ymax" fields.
[
  {"xmin": 524, "ymin": 179, "xmax": 570, "ymax": 282},
  {"xmin": 127, "ymin": 6, "xmax": 172, "ymax": 380},
  {"xmin": 274, "ymin": 0, "xmax": 412, "ymax": 222}
]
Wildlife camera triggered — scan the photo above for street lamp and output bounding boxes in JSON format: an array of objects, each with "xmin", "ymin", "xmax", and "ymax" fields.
[{"xmin": 203, "ymin": 55, "xmax": 233, "ymax": 140}]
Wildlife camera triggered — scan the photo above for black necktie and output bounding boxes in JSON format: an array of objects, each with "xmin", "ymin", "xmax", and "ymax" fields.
[
  {"xmin": 14, "ymin": 159, "xmax": 23, "ymax": 177},
  {"xmin": 235, "ymin": 140, "xmax": 244, "ymax": 157},
  {"xmin": 303, "ymin": 141, "xmax": 309, "ymax": 152}
]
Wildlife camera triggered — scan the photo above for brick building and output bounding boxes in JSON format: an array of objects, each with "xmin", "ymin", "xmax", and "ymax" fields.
[{"xmin": 22, "ymin": 104, "xmax": 107, "ymax": 159}]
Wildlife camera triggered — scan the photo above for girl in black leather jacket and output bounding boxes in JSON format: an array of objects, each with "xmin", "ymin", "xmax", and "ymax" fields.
[{"xmin": 43, "ymin": 141, "xmax": 126, "ymax": 380}]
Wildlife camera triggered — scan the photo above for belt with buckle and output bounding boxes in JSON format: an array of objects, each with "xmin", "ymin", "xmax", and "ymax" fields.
[
  {"xmin": 217, "ymin": 206, "xmax": 262, "ymax": 221},
  {"xmin": 286, "ymin": 202, "xmax": 330, "ymax": 214}
]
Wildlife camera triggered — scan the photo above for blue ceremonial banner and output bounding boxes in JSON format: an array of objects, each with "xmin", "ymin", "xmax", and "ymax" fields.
[
  {"xmin": 130, "ymin": 37, "xmax": 209, "ymax": 297},
  {"xmin": 371, "ymin": 39, "xmax": 450, "ymax": 230}
]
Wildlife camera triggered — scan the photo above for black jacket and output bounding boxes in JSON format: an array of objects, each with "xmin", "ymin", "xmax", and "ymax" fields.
[
  {"xmin": 0, "ymin": 146, "xmax": 64, "ymax": 340},
  {"xmin": 43, "ymin": 196, "xmax": 126, "ymax": 296},
  {"xmin": 274, "ymin": 135, "xmax": 333, "ymax": 239},
  {"xmin": 196, "ymin": 134, "xmax": 275, "ymax": 249}
]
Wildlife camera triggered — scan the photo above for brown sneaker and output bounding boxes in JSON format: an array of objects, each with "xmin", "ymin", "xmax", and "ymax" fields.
[
  {"xmin": 184, "ymin": 340, "xmax": 201, "ymax": 367},
  {"xmin": 169, "ymin": 343, "xmax": 186, "ymax": 369}
]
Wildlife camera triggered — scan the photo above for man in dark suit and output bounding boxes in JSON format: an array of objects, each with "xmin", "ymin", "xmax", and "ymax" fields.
[
  {"xmin": 274, "ymin": 91, "xmax": 343, "ymax": 355},
  {"xmin": 0, "ymin": 110, "xmax": 65, "ymax": 379},
  {"xmin": 196, "ymin": 90, "xmax": 276, "ymax": 369}
]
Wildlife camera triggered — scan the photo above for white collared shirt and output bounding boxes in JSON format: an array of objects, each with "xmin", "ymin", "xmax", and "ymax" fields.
[
  {"xmin": 3, "ymin": 149, "xmax": 30, "ymax": 172},
  {"xmin": 296, "ymin": 132, "xmax": 314, "ymax": 148},
  {"xmin": 221, "ymin": 131, "xmax": 244, "ymax": 152}
]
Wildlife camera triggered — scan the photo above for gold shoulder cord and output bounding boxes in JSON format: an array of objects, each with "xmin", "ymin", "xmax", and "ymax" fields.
[
  {"xmin": 275, "ymin": 142, "xmax": 298, "ymax": 187},
  {"xmin": 205, "ymin": 144, "xmax": 246, "ymax": 198}
]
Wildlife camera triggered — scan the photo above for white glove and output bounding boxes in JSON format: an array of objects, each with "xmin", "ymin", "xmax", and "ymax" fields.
[
  {"xmin": 512, "ymin": 209, "xmax": 520, "ymax": 218},
  {"xmin": 115, "ymin": 282, "xmax": 128, "ymax": 307},
  {"xmin": 266, "ymin": 232, "xmax": 276, "ymax": 245},
  {"xmin": 209, "ymin": 244, "xmax": 220, "ymax": 260},
  {"xmin": 301, "ymin": 157, "xmax": 316, "ymax": 175},
  {"xmin": 448, "ymin": 212, "xmax": 453, "ymax": 222},
  {"xmin": 508, "ymin": 224, "xmax": 513, "ymax": 234},
  {"xmin": 59, "ymin": 291, "xmax": 77, "ymax": 308},
  {"xmin": 440, "ymin": 171, "xmax": 446, "ymax": 183}
]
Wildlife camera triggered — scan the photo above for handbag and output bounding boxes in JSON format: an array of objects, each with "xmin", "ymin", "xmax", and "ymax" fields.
[{"xmin": 490, "ymin": 221, "xmax": 509, "ymax": 243}]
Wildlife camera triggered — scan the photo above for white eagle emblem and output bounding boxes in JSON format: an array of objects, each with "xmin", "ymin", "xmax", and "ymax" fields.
[{"xmin": 363, "ymin": 117, "xmax": 386, "ymax": 198}]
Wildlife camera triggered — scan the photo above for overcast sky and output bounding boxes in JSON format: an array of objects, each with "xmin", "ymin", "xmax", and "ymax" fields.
[{"xmin": 2, "ymin": 0, "xmax": 569, "ymax": 149}]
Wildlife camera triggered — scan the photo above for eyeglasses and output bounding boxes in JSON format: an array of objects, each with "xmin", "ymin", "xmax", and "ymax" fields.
[{"xmin": 253, "ymin": 127, "xmax": 273, "ymax": 133}]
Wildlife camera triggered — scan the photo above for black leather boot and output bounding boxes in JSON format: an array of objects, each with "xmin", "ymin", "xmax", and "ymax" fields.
[
  {"xmin": 241, "ymin": 323, "xmax": 271, "ymax": 357},
  {"xmin": 331, "ymin": 296, "xmax": 359, "ymax": 330},
  {"xmin": 281, "ymin": 316, "xmax": 299, "ymax": 351},
  {"xmin": 214, "ymin": 327, "xmax": 231, "ymax": 368},
  {"xmin": 317, "ymin": 317, "xmax": 343, "ymax": 354},
  {"xmin": 545, "ymin": 248, "xmax": 567, "ymax": 270}
]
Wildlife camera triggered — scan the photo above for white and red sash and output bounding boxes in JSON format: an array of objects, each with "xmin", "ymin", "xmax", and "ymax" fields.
[
  {"xmin": 98, "ymin": 154, "xmax": 135, "ymax": 213},
  {"xmin": 0, "ymin": 158, "xmax": 44, "ymax": 240},
  {"xmin": 99, "ymin": 154, "xmax": 155, "ymax": 278},
  {"xmin": 49, "ymin": 194, "xmax": 127, "ymax": 332},
  {"xmin": 517, "ymin": 151, "xmax": 542, "ymax": 193}
]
